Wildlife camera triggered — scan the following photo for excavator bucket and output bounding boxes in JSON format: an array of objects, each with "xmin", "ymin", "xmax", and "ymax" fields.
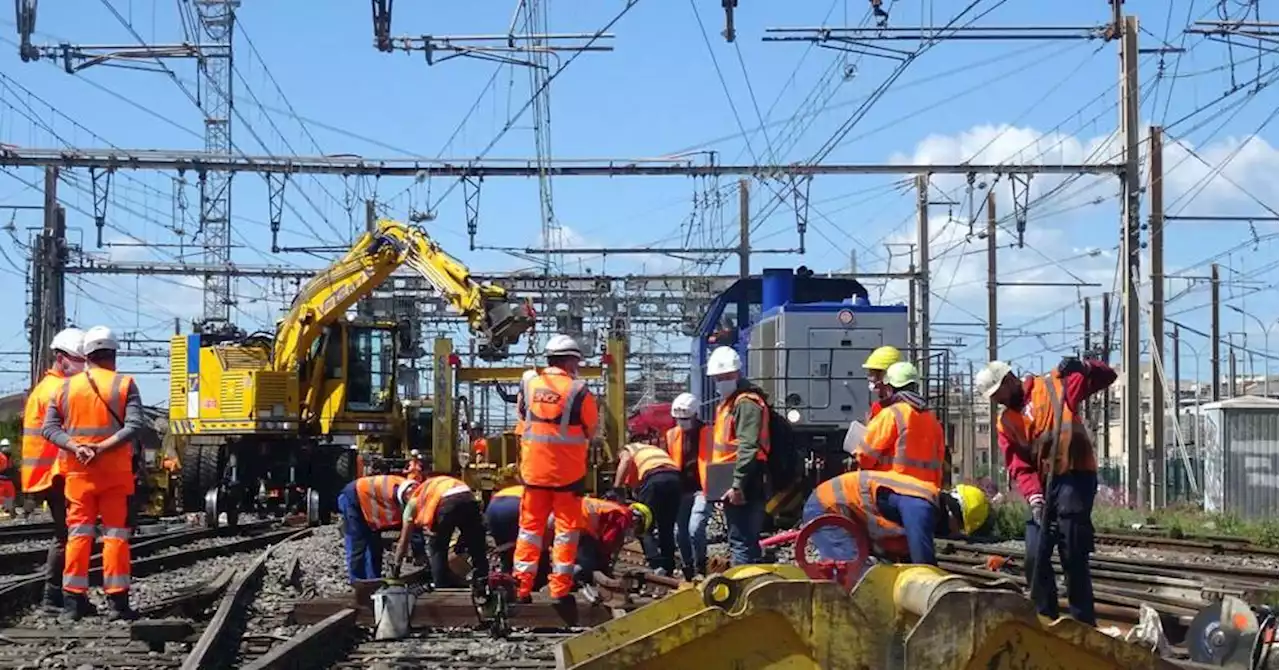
[
  {"xmin": 554, "ymin": 564, "xmax": 1181, "ymax": 670},
  {"xmin": 479, "ymin": 299, "xmax": 537, "ymax": 361}
]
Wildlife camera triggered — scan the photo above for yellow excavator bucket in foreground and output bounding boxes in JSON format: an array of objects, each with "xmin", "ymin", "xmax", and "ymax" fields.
[{"xmin": 555, "ymin": 563, "xmax": 1180, "ymax": 670}]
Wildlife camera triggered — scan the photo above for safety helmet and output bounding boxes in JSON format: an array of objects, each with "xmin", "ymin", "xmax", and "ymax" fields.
[
  {"xmin": 670, "ymin": 392, "xmax": 698, "ymax": 419},
  {"xmin": 974, "ymin": 361, "xmax": 1013, "ymax": 399},
  {"xmin": 50, "ymin": 327, "xmax": 86, "ymax": 358},
  {"xmin": 545, "ymin": 333, "xmax": 583, "ymax": 360},
  {"xmin": 629, "ymin": 502, "xmax": 653, "ymax": 535},
  {"xmin": 395, "ymin": 480, "xmax": 419, "ymax": 505},
  {"xmin": 409, "ymin": 449, "xmax": 421, "ymax": 458},
  {"xmin": 706, "ymin": 346, "xmax": 741, "ymax": 376},
  {"xmin": 951, "ymin": 484, "xmax": 990, "ymax": 536},
  {"xmin": 82, "ymin": 325, "xmax": 119, "ymax": 355},
  {"xmin": 883, "ymin": 361, "xmax": 919, "ymax": 389},
  {"xmin": 862, "ymin": 345, "xmax": 901, "ymax": 371},
  {"xmin": 0, "ymin": 438, "xmax": 9, "ymax": 452}
]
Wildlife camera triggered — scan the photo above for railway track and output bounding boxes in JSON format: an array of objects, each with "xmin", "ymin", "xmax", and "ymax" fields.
[{"xmin": 1091, "ymin": 531, "xmax": 1276, "ymax": 557}]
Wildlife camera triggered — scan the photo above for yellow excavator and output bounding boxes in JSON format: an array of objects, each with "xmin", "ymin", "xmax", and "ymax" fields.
[{"xmin": 167, "ymin": 219, "xmax": 535, "ymax": 526}]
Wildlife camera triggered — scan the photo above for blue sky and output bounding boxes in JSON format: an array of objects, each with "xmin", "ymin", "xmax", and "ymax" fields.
[{"xmin": 0, "ymin": 0, "xmax": 1275, "ymax": 403}]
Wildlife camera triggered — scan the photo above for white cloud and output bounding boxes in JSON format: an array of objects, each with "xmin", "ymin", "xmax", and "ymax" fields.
[{"xmin": 1162, "ymin": 134, "xmax": 1279, "ymax": 216}]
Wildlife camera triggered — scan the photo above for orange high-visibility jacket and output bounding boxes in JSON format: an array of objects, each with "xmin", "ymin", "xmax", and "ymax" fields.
[
  {"xmin": 814, "ymin": 469, "xmax": 939, "ymax": 554},
  {"xmin": 619, "ymin": 443, "xmax": 677, "ymax": 487},
  {"xmin": 517, "ymin": 367, "xmax": 597, "ymax": 487},
  {"xmin": 411, "ymin": 476, "xmax": 472, "ymax": 532},
  {"xmin": 21, "ymin": 370, "xmax": 65, "ymax": 492},
  {"xmin": 581, "ymin": 496, "xmax": 630, "ymax": 542},
  {"xmin": 666, "ymin": 424, "xmax": 713, "ymax": 488},
  {"xmin": 53, "ymin": 368, "xmax": 136, "ymax": 481},
  {"xmin": 853, "ymin": 401, "xmax": 945, "ymax": 490},
  {"xmin": 1025, "ymin": 373, "xmax": 1098, "ymax": 475},
  {"xmin": 711, "ymin": 391, "xmax": 770, "ymax": 477},
  {"xmin": 355, "ymin": 474, "xmax": 407, "ymax": 531}
]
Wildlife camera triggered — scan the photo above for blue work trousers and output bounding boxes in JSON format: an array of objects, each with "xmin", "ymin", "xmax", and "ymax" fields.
[
  {"xmin": 676, "ymin": 491, "xmax": 709, "ymax": 577},
  {"xmin": 337, "ymin": 487, "xmax": 382, "ymax": 582},
  {"xmin": 1025, "ymin": 471, "xmax": 1097, "ymax": 626},
  {"xmin": 723, "ymin": 497, "xmax": 765, "ymax": 566},
  {"xmin": 485, "ymin": 496, "xmax": 521, "ymax": 573},
  {"xmin": 801, "ymin": 493, "xmax": 858, "ymax": 561},
  {"xmin": 876, "ymin": 490, "xmax": 938, "ymax": 566}
]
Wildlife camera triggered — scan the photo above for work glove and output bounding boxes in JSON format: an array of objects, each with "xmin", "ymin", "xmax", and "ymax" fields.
[
  {"xmin": 1057, "ymin": 356, "xmax": 1087, "ymax": 377},
  {"xmin": 603, "ymin": 487, "xmax": 625, "ymax": 503}
]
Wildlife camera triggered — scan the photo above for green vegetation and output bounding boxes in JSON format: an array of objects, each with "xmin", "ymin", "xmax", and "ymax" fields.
[{"xmin": 989, "ymin": 501, "xmax": 1279, "ymax": 548}]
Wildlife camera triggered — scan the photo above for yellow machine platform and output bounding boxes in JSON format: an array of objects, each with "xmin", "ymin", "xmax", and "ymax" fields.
[{"xmin": 554, "ymin": 564, "xmax": 1180, "ymax": 670}]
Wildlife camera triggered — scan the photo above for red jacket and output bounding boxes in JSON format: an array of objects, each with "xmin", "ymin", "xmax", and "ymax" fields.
[
  {"xmin": 998, "ymin": 360, "xmax": 1116, "ymax": 504},
  {"xmin": 868, "ymin": 400, "xmax": 884, "ymax": 421}
]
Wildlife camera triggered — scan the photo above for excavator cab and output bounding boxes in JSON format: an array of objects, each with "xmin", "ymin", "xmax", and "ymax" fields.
[{"xmin": 310, "ymin": 320, "xmax": 399, "ymax": 437}]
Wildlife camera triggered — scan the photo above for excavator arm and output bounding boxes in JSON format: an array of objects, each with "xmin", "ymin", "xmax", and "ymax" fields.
[{"xmin": 271, "ymin": 219, "xmax": 534, "ymax": 372}]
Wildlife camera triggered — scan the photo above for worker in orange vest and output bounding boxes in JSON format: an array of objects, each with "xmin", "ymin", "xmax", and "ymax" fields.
[
  {"xmin": 666, "ymin": 392, "xmax": 713, "ymax": 579},
  {"xmin": 511, "ymin": 334, "xmax": 596, "ymax": 605},
  {"xmin": 404, "ymin": 450, "xmax": 424, "ymax": 482},
  {"xmin": 706, "ymin": 346, "xmax": 770, "ymax": 566},
  {"xmin": 336, "ymin": 474, "xmax": 420, "ymax": 582},
  {"xmin": 578, "ymin": 496, "xmax": 652, "ymax": 582},
  {"xmin": 849, "ymin": 361, "xmax": 945, "ymax": 565},
  {"xmin": 862, "ymin": 345, "xmax": 902, "ymax": 421},
  {"xmin": 42, "ymin": 326, "xmax": 143, "ymax": 622},
  {"xmin": 611, "ymin": 442, "xmax": 680, "ymax": 575},
  {"xmin": 470, "ymin": 427, "xmax": 489, "ymax": 463},
  {"xmin": 394, "ymin": 474, "xmax": 489, "ymax": 590},
  {"xmin": 21, "ymin": 327, "xmax": 86, "ymax": 614}
]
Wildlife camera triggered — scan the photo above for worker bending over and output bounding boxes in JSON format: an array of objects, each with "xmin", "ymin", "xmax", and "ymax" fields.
[
  {"xmin": 577, "ymin": 496, "xmax": 652, "ymax": 582},
  {"xmin": 803, "ymin": 471, "xmax": 989, "ymax": 563},
  {"xmin": 486, "ymin": 484, "xmax": 526, "ymax": 573},
  {"xmin": 336, "ymin": 474, "xmax": 421, "ymax": 582},
  {"xmin": 512, "ymin": 334, "xmax": 596, "ymax": 605},
  {"xmin": 395, "ymin": 474, "xmax": 489, "ymax": 590},
  {"xmin": 611, "ymin": 441, "xmax": 680, "ymax": 575},
  {"xmin": 976, "ymin": 356, "xmax": 1114, "ymax": 626},
  {"xmin": 849, "ymin": 361, "xmax": 945, "ymax": 564},
  {"xmin": 667, "ymin": 393, "xmax": 712, "ymax": 580},
  {"xmin": 706, "ymin": 346, "xmax": 770, "ymax": 566},
  {"xmin": 43, "ymin": 326, "xmax": 143, "ymax": 622},
  {"xmin": 862, "ymin": 345, "xmax": 902, "ymax": 421},
  {"xmin": 22, "ymin": 328, "xmax": 86, "ymax": 614}
]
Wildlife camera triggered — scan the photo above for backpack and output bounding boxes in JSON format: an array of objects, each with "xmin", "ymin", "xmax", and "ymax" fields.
[{"xmin": 764, "ymin": 405, "xmax": 802, "ymax": 492}]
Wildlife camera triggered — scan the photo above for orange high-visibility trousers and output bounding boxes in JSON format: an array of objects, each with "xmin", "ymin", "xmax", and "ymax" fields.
[
  {"xmin": 512, "ymin": 487, "xmax": 585, "ymax": 599},
  {"xmin": 63, "ymin": 476, "xmax": 132, "ymax": 595}
]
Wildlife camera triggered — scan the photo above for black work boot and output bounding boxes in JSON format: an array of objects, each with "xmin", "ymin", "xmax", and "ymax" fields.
[
  {"xmin": 552, "ymin": 594, "xmax": 580, "ymax": 627},
  {"xmin": 105, "ymin": 593, "xmax": 138, "ymax": 622},
  {"xmin": 40, "ymin": 585, "xmax": 63, "ymax": 614},
  {"xmin": 58, "ymin": 592, "xmax": 92, "ymax": 623}
]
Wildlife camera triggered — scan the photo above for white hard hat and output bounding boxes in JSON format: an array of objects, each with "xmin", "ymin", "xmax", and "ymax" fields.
[
  {"xmin": 396, "ymin": 480, "xmax": 418, "ymax": 505},
  {"xmin": 706, "ymin": 346, "xmax": 742, "ymax": 376},
  {"xmin": 0, "ymin": 438, "xmax": 9, "ymax": 448},
  {"xmin": 82, "ymin": 325, "xmax": 119, "ymax": 355},
  {"xmin": 670, "ymin": 392, "xmax": 698, "ymax": 419},
  {"xmin": 974, "ymin": 361, "xmax": 1013, "ymax": 399},
  {"xmin": 410, "ymin": 449, "xmax": 421, "ymax": 458},
  {"xmin": 544, "ymin": 333, "xmax": 583, "ymax": 360},
  {"xmin": 50, "ymin": 327, "xmax": 86, "ymax": 358}
]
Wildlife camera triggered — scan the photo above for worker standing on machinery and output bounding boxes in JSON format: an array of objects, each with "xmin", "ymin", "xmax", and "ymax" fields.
[
  {"xmin": 394, "ymin": 474, "xmax": 489, "ymax": 591},
  {"xmin": 21, "ymin": 327, "xmax": 85, "ymax": 614},
  {"xmin": 666, "ymin": 393, "xmax": 712, "ymax": 580},
  {"xmin": 512, "ymin": 334, "xmax": 595, "ymax": 607},
  {"xmin": 862, "ymin": 346, "xmax": 902, "ymax": 421},
  {"xmin": 706, "ymin": 346, "xmax": 769, "ymax": 567},
  {"xmin": 336, "ymin": 474, "xmax": 420, "ymax": 582},
  {"xmin": 43, "ymin": 326, "xmax": 143, "ymax": 622},
  {"xmin": 610, "ymin": 442, "xmax": 680, "ymax": 576},
  {"xmin": 802, "ymin": 472, "xmax": 989, "ymax": 569},
  {"xmin": 849, "ymin": 361, "xmax": 945, "ymax": 565},
  {"xmin": 975, "ymin": 356, "xmax": 1114, "ymax": 627},
  {"xmin": 404, "ymin": 450, "xmax": 425, "ymax": 482},
  {"xmin": 0, "ymin": 439, "xmax": 13, "ymax": 518}
]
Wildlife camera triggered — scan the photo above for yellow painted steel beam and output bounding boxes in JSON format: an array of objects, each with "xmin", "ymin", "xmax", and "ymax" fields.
[
  {"xmin": 431, "ymin": 337, "xmax": 455, "ymax": 475},
  {"xmin": 455, "ymin": 366, "xmax": 604, "ymax": 382}
]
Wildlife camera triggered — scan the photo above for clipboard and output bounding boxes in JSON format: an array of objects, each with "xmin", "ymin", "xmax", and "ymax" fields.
[
  {"xmin": 703, "ymin": 462, "xmax": 737, "ymax": 502},
  {"xmin": 843, "ymin": 420, "xmax": 868, "ymax": 457}
]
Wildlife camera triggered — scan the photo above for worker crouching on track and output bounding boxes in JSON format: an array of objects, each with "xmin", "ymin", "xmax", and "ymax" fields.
[
  {"xmin": 848, "ymin": 361, "xmax": 945, "ymax": 565},
  {"xmin": 706, "ymin": 346, "xmax": 770, "ymax": 567},
  {"xmin": 43, "ymin": 326, "xmax": 143, "ymax": 622},
  {"xmin": 976, "ymin": 356, "xmax": 1115, "ymax": 627},
  {"xmin": 394, "ymin": 474, "xmax": 489, "ymax": 590},
  {"xmin": 666, "ymin": 393, "xmax": 712, "ymax": 580},
  {"xmin": 862, "ymin": 345, "xmax": 902, "ymax": 421},
  {"xmin": 512, "ymin": 334, "xmax": 595, "ymax": 606},
  {"xmin": 336, "ymin": 474, "xmax": 421, "ymax": 582},
  {"xmin": 578, "ymin": 496, "xmax": 652, "ymax": 583},
  {"xmin": 611, "ymin": 442, "xmax": 681, "ymax": 575},
  {"xmin": 22, "ymin": 327, "xmax": 86, "ymax": 614},
  {"xmin": 803, "ymin": 473, "xmax": 989, "ymax": 563},
  {"xmin": 486, "ymin": 484, "xmax": 527, "ymax": 573}
]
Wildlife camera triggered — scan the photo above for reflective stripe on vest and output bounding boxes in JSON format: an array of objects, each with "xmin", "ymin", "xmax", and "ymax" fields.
[
  {"xmin": 711, "ymin": 392, "xmax": 770, "ymax": 465},
  {"xmin": 815, "ymin": 470, "xmax": 939, "ymax": 544},
  {"xmin": 414, "ymin": 476, "xmax": 471, "ymax": 532},
  {"xmin": 581, "ymin": 497, "xmax": 628, "ymax": 539},
  {"xmin": 356, "ymin": 475, "xmax": 405, "ymax": 531},
  {"xmin": 1030, "ymin": 374, "xmax": 1095, "ymax": 475},
  {"xmin": 521, "ymin": 374, "xmax": 589, "ymax": 447},
  {"xmin": 855, "ymin": 403, "xmax": 945, "ymax": 489},
  {"xmin": 57, "ymin": 369, "xmax": 134, "ymax": 478},
  {"xmin": 21, "ymin": 372, "xmax": 64, "ymax": 491},
  {"xmin": 625, "ymin": 444, "xmax": 676, "ymax": 484}
]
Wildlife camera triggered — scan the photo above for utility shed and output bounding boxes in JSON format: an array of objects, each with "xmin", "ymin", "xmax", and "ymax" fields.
[{"xmin": 1201, "ymin": 396, "xmax": 1279, "ymax": 520}]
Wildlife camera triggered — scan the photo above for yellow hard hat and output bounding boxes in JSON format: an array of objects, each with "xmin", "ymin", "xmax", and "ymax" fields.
[
  {"xmin": 629, "ymin": 502, "xmax": 653, "ymax": 535},
  {"xmin": 862, "ymin": 345, "xmax": 902, "ymax": 371},
  {"xmin": 953, "ymin": 484, "xmax": 990, "ymax": 536}
]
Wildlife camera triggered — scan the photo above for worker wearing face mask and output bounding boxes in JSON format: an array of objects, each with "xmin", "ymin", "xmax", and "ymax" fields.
[
  {"xmin": 862, "ymin": 346, "xmax": 902, "ymax": 422},
  {"xmin": 706, "ymin": 346, "xmax": 769, "ymax": 566},
  {"xmin": 666, "ymin": 393, "xmax": 712, "ymax": 580}
]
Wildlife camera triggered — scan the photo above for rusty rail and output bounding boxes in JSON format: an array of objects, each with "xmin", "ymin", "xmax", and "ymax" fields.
[{"xmin": 242, "ymin": 608, "xmax": 357, "ymax": 670}]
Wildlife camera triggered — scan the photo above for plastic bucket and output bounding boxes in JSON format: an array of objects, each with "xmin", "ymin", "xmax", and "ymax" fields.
[{"xmin": 372, "ymin": 584, "xmax": 415, "ymax": 640}]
